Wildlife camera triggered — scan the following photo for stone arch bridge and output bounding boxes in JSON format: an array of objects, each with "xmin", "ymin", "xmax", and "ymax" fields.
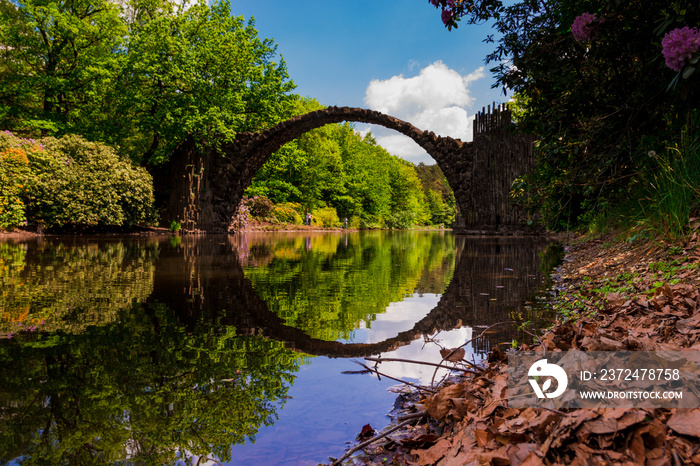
[{"xmin": 155, "ymin": 105, "xmax": 533, "ymax": 233}]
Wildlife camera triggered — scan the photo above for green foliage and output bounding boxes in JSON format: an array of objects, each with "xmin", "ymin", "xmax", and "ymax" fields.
[
  {"xmin": 272, "ymin": 204, "xmax": 302, "ymax": 225},
  {"xmin": 243, "ymin": 231, "xmax": 455, "ymax": 341},
  {"xmin": 312, "ymin": 206, "xmax": 340, "ymax": 228},
  {"xmin": 0, "ymin": 239, "xmax": 304, "ymax": 464},
  {"xmin": 245, "ymin": 101, "xmax": 448, "ymax": 229},
  {"xmin": 100, "ymin": 0, "xmax": 296, "ymax": 163},
  {"xmin": 414, "ymin": 163, "xmax": 455, "ymax": 226},
  {"xmin": 0, "ymin": 0, "xmax": 295, "ymax": 164},
  {"xmin": 0, "ymin": 241, "xmax": 157, "ymax": 337},
  {"xmin": 0, "ymin": 131, "xmax": 156, "ymax": 229},
  {"xmin": 634, "ymin": 115, "xmax": 700, "ymax": 240},
  {"xmin": 169, "ymin": 220, "xmax": 181, "ymax": 233},
  {"xmin": 435, "ymin": 0, "xmax": 700, "ymax": 233},
  {"xmin": 0, "ymin": 0, "xmax": 125, "ymax": 135}
]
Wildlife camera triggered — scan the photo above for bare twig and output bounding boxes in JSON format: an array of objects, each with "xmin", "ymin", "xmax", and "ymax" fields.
[
  {"xmin": 457, "ymin": 321, "xmax": 517, "ymax": 351},
  {"xmin": 330, "ymin": 417, "xmax": 417, "ymax": 466},
  {"xmin": 363, "ymin": 356, "xmax": 481, "ymax": 375},
  {"xmin": 396, "ymin": 410, "xmax": 427, "ymax": 421},
  {"xmin": 430, "ymin": 321, "xmax": 516, "ymax": 389},
  {"xmin": 354, "ymin": 361, "xmax": 437, "ymax": 394}
]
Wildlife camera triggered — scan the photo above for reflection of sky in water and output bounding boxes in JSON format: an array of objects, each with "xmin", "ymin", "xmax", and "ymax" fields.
[
  {"xmin": 228, "ymin": 293, "xmax": 479, "ymax": 465},
  {"xmin": 341, "ymin": 293, "xmax": 477, "ymax": 385}
]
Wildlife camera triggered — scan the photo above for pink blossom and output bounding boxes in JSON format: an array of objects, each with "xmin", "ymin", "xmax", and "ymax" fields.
[
  {"xmin": 662, "ymin": 27, "xmax": 700, "ymax": 72},
  {"xmin": 441, "ymin": 8, "xmax": 454, "ymax": 25},
  {"xmin": 572, "ymin": 13, "xmax": 597, "ymax": 42}
]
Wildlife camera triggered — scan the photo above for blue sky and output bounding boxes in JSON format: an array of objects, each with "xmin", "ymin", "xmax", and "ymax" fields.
[{"xmin": 227, "ymin": 0, "xmax": 509, "ymax": 164}]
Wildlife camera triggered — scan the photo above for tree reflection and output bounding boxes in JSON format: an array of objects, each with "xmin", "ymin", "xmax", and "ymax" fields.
[
  {"xmin": 240, "ymin": 231, "xmax": 456, "ymax": 341},
  {"xmin": 0, "ymin": 232, "xmax": 555, "ymax": 465},
  {"xmin": 0, "ymin": 238, "xmax": 304, "ymax": 465}
]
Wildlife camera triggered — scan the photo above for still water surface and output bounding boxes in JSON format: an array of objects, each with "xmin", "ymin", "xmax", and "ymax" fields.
[{"xmin": 0, "ymin": 231, "xmax": 555, "ymax": 465}]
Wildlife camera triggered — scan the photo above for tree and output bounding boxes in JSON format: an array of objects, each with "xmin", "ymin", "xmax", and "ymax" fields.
[
  {"xmin": 0, "ymin": 0, "xmax": 296, "ymax": 164},
  {"xmin": 102, "ymin": 0, "xmax": 296, "ymax": 163},
  {"xmin": 0, "ymin": 0, "xmax": 125, "ymax": 135},
  {"xmin": 415, "ymin": 162, "xmax": 456, "ymax": 226},
  {"xmin": 430, "ymin": 0, "xmax": 700, "ymax": 228}
]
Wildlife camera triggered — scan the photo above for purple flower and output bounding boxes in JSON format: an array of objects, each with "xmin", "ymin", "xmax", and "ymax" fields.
[
  {"xmin": 441, "ymin": 8, "xmax": 454, "ymax": 25},
  {"xmin": 662, "ymin": 27, "xmax": 700, "ymax": 72},
  {"xmin": 572, "ymin": 13, "xmax": 598, "ymax": 42},
  {"xmin": 429, "ymin": 0, "xmax": 440, "ymax": 6}
]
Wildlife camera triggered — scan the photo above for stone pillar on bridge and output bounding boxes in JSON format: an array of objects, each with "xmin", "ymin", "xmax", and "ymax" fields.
[{"xmin": 153, "ymin": 105, "xmax": 535, "ymax": 234}]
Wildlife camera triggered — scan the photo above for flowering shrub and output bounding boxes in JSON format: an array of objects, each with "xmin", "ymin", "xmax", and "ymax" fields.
[
  {"xmin": 230, "ymin": 203, "xmax": 250, "ymax": 231},
  {"xmin": 272, "ymin": 203, "xmax": 303, "ymax": 225},
  {"xmin": 312, "ymin": 206, "xmax": 340, "ymax": 228},
  {"xmin": 242, "ymin": 195, "xmax": 274, "ymax": 220},
  {"xmin": 1, "ymin": 133, "xmax": 39, "ymax": 229},
  {"xmin": 571, "ymin": 13, "xmax": 599, "ymax": 42},
  {"xmin": 0, "ymin": 131, "xmax": 156, "ymax": 229},
  {"xmin": 662, "ymin": 27, "xmax": 700, "ymax": 72},
  {"xmin": 441, "ymin": 8, "xmax": 454, "ymax": 25}
]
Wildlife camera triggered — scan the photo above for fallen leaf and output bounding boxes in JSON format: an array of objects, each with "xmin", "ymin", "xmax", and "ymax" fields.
[
  {"xmin": 413, "ymin": 438, "xmax": 452, "ymax": 466},
  {"xmin": 400, "ymin": 433, "xmax": 439, "ymax": 448},
  {"xmin": 474, "ymin": 428, "xmax": 494, "ymax": 447},
  {"xmin": 667, "ymin": 410, "xmax": 700, "ymax": 437},
  {"xmin": 357, "ymin": 423, "xmax": 375, "ymax": 441},
  {"xmin": 423, "ymin": 383, "xmax": 465, "ymax": 420},
  {"xmin": 506, "ymin": 442, "xmax": 538, "ymax": 464},
  {"xmin": 583, "ymin": 409, "xmax": 647, "ymax": 434},
  {"xmin": 440, "ymin": 347, "xmax": 466, "ymax": 362}
]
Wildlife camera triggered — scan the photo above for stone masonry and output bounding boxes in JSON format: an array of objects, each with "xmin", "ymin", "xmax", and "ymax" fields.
[{"xmin": 155, "ymin": 105, "xmax": 533, "ymax": 233}]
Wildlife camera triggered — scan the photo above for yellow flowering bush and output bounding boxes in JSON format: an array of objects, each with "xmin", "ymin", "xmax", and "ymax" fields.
[{"xmin": 0, "ymin": 131, "xmax": 156, "ymax": 229}]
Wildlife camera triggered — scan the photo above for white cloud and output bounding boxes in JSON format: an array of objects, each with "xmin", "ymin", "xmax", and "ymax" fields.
[{"xmin": 363, "ymin": 61, "xmax": 485, "ymax": 164}]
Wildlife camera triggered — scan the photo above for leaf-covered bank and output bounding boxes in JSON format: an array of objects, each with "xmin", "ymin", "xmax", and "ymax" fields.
[{"xmin": 331, "ymin": 222, "xmax": 700, "ymax": 465}]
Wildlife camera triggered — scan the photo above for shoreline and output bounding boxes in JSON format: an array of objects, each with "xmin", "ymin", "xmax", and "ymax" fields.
[{"xmin": 333, "ymin": 223, "xmax": 700, "ymax": 465}]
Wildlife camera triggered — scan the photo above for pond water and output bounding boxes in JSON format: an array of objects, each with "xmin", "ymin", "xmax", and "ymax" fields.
[{"xmin": 0, "ymin": 231, "xmax": 557, "ymax": 465}]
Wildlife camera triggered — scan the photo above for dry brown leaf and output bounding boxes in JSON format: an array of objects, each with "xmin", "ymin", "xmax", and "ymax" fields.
[
  {"xmin": 477, "ymin": 446, "xmax": 510, "ymax": 465},
  {"xmin": 667, "ymin": 410, "xmax": 700, "ymax": 437},
  {"xmin": 506, "ymin": 443, "xmax": 538, "ymax": 465},
  {"xmin": 412, "ymin": 438, "xmax": 452, "ymax": 466},
  {"xmin": 582, "ymin": 409, "xmax": 647, "ymax": 435},
  {"xmin": 423, "ymin": 383, "xmax": 465, "ymax": 420},
  {"xmin": 400, "ymin": 433, "xmax": 439, "ymax": 448},
  {"xmin": 440, "ymin": 347, "xmax": 466, "ymax": 362},
  {"xmin": 474, "ymin": 428, "xmax": 494, "ymax": 447}
]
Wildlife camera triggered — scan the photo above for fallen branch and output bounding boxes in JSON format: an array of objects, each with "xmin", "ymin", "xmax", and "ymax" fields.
[
  {"xmin": 331, "ymin": 417, "xmax": 419, "ymax": 466},
  {"xmin": 430, "ymin": 321, "xmax": 515, "ymax": 388},
  {"xmin": 354, "ymin": 361, "xmax": 437, "ymax": 394},
  {"xmin": 363, "ymin": 356, "xmax": 482, "ymax": 375}
]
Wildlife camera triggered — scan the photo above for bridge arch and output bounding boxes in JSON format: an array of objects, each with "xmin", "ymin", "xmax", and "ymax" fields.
[
  {"xmin": 235, "ymin": 106, "xmax": 467, "ymax": 180},
  {"xmin": 157, "ymin": 104, "xmax": 533, "ymax": 232},
  {"xmin": 207, "ymin": 106, "xmax": 473, "ymax": 229}
]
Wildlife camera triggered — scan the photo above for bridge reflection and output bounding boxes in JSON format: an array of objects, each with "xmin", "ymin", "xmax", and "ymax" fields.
[{"xmin": 154, "ymin": 234, "xmax": 555, "ymax": 358}]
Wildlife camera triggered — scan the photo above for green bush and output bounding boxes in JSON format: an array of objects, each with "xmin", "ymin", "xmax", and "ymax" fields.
[
  {"xmin": 242, "ymin": 195, "xmax": 274, "ymax": 221},
  {"xmin": 385, "ymin": 211, "xmax": 416, "ymax": 230},
  {"xmin": 312, "ymin": 206, "xmax": 340, "ymax": 228},
  {"xmin": 272, "ymin": 204, "xmax": 302, "ymax": 225},
  {"xmin": 0, "ymin": 131, "xmax": 156, "ymax": 229},
  {"xmin": 636, "ymin": 119, "xmax": 700, "ymax": 240},
  {"xmin": 0, "ymin": 134, "xmax": 32, "ymax": 229}
]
